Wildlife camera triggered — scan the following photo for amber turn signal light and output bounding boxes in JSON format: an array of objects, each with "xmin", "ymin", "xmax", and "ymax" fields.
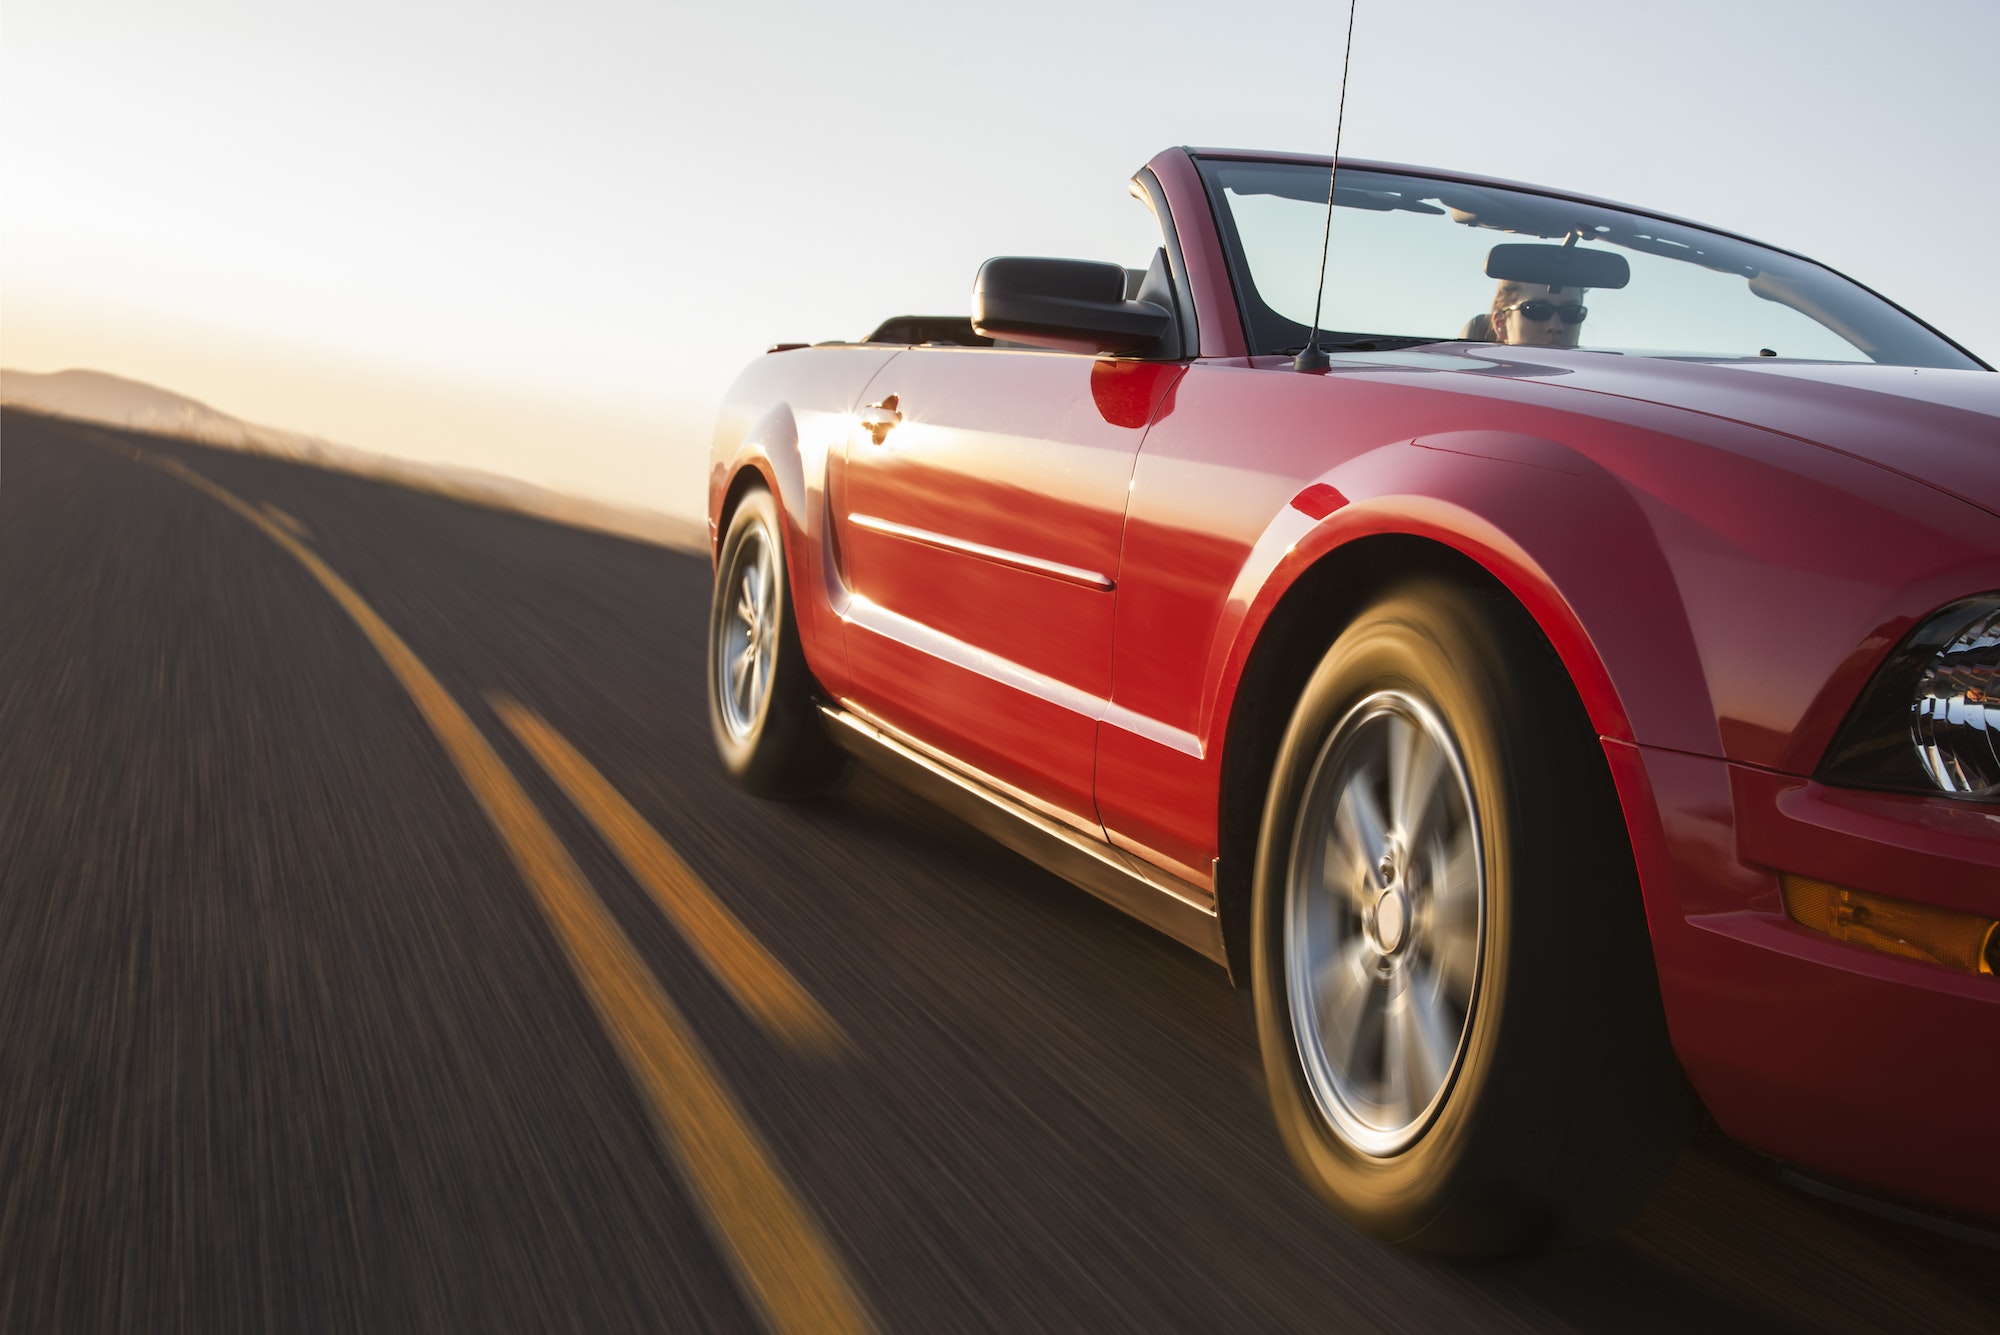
[{"xmin": 1781, "ymin": 874, "xmax": 1998, "ymax": 976}]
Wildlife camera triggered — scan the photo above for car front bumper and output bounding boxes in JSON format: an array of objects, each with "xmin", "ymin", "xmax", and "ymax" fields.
[{"xmin": 1607, "ymin": 739, "xmax": 1998, "ymax": 1223}]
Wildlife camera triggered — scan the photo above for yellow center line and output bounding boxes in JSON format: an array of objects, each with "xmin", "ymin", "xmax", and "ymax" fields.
[
  {"xmin": 259, "ymin": 502, "xmax": 311, "ymax": 540},
  {"xmin": 133, "ymin": 447, "xmax": 876, "ymax": 1335},
  {"xmin": 493, "ymin": 696, "xmax": 847, "ymax": 1055}
]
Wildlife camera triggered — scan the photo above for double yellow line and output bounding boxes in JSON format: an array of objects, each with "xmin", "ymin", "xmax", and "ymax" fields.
[{"xmin": 136, "ymin": 448, "xmax": 874, "ymax": 1335}]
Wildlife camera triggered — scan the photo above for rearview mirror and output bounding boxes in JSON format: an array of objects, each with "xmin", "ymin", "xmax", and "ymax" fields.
[
  {"xmin": 1486, "ymin": 243, "xmax": 1631, "ymax": 290},
  {"xmin": 971, "ymin": 257, "xmax": 1172, "ymax": 356}
]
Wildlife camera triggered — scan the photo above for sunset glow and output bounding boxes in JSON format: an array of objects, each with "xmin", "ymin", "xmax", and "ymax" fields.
[{"xmin": 5, "ymin": 1, "xmax": 1994, "ymax": 520}]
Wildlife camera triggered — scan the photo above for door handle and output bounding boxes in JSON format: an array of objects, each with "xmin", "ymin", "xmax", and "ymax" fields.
[{"xmin": 858, "ymin": 394, "xmax": 901, "ymax": 445}]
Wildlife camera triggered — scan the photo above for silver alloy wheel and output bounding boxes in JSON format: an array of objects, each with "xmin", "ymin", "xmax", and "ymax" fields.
[
  {"xmin": 717, "ymin": 523, "xmax": 778, "ymax": 742},
  {"xmin": 1285, "ymin": 689, "xmax": 1485, "ymax": 1157}
]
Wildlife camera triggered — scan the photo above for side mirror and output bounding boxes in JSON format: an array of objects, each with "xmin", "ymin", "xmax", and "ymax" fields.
[{"xmin": 971, "ymin": 257, "xmax": 1172, "ymax": 356}]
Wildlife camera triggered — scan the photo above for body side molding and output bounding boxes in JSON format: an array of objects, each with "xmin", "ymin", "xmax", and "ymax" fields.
[{"xmin": 847, "ymin": 512, "xmax": 1116, "ymax": 591}]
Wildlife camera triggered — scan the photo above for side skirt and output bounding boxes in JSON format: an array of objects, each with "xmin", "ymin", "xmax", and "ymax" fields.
[{"xmin": 819, "ymin": 705, "xmax": 1230, "ymax": 970}]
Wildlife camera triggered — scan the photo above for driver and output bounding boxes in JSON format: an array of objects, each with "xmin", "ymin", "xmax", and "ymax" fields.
[{"xmin": 1489, "ymin": 281, "xmax": 1589, "ymax": 348}]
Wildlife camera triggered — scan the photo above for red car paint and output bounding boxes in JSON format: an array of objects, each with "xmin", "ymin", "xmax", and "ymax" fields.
[{"xmin": 709, "ymin": 148, "xmax": 2000, "ymax": 1222}]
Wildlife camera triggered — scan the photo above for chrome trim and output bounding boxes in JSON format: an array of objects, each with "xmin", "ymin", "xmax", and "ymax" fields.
[
  {"xmin": 819, "ymin": 705, "xmax": 1227, "ymax": 966},
  {"xmin": 1102, "ymin": 701, "xmax": 1204, "ymax": 759},
  {"xmin": 843, "ymin": 593, "xmax": 1205, "ymax": 765},
  {"xmin": 846, "ymin": 512, "xmax": 1116, "ymax": 591},
  {"xmin": 845, "ymin": 593, "xmax": 1107, "ymax": 725}
]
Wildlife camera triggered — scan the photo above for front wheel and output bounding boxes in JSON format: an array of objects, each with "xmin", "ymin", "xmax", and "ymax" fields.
[
  {"xmin": 1251, "ymin": 580, "xmax": 1686, "ymax": 1256},
  {"xmin": 707, "ymin": 486, "xmax": 846, "ymax": 798}
]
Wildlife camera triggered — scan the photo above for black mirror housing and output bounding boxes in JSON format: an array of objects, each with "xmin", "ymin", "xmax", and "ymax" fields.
[
  {"xmin": 971, "ymin": 256, "xmax": 1172, "ymax": 356},
  {"xmin": 1486, "ymin": 243, "xmax": 1631, "ymax": 291}
]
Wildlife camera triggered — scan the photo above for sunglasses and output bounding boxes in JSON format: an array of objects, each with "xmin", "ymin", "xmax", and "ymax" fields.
[{"xmin": 1501, "ymin": 299, "xmax": 1588, "ymax": 324}]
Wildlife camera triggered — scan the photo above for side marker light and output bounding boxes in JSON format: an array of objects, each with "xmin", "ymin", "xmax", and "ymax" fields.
[{"xmin": 1781, "ymin": 874, "xmax": 1998, "ymax": 977}]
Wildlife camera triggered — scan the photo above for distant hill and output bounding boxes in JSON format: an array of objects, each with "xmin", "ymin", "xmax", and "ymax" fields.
[
  {"xmin": 1, "ymin": 367, "xmax": 355, "ymax": 460},
  {"xmin": 1, "ymin": 368, "xmax": 704, "ymax": 552}
]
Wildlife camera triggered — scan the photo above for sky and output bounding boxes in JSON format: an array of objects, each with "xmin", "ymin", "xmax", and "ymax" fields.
[{"xmin": 4, "ymin": 0, "xmax": 1995, "ymax": 522}]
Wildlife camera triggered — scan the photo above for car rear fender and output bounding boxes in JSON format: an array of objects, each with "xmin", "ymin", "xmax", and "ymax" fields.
[
  {"xmin": 715, "ymin": 404, "xmax": 820, "ymax": 604},
  {"xmin": 709, "ymin": 347, "xmax": 904, "ymax": 701}
]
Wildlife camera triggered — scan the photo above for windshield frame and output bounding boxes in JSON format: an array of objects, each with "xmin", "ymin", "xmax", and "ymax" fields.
[{"xmin": 1191, "ymin": 151, "xmax": 1990, "ymax": 371}]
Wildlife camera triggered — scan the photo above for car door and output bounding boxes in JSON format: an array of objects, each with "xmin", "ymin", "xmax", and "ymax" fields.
[
  {"xmin": 834, "ymin": 346, "xmax": 1182, "ymax": 833},
  {"xmin": 1096, "ymin": 358, "xmax": 1392, "ymax": 889}
]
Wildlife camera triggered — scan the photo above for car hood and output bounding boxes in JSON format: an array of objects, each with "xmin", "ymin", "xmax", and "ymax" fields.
[{"xmin": 1422, "ymin": 349, "xmax": 2000, "ymax": 519}]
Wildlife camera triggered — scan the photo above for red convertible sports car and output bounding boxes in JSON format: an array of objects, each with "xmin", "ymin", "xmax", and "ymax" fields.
[{"xmin": 706, "ymin": 147, "xmax": 1998, "ymax": 1254}]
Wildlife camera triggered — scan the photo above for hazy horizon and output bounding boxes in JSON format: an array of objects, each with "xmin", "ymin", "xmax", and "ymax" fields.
[{"xmin": 5, "ymin": 1, "xmax": 1995, "ymax": 522}]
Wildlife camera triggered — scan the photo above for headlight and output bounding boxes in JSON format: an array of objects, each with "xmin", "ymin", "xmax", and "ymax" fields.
[{"xmin": 1818, "ymin": 595, "xmax": 2000, "ymax": 801}]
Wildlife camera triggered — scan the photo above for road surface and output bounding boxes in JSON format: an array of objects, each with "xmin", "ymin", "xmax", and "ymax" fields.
[{"xmin": 4, "ymin": 409, "xmax": 1994, "ymax": 1333}]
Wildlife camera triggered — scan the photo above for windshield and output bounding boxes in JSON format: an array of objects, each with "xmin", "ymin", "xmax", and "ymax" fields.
[{"xmin": 1196, "ymin": 158, "xmax": 1982, "ymax": 369}]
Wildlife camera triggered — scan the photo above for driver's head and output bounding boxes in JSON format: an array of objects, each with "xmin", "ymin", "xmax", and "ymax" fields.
[{"xmin": 1492, "ymin": 282, "xmax": 1588, "ymax": 348}]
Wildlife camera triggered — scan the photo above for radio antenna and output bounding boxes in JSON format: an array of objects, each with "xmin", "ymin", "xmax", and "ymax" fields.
[{"xmin": 1294, "ymin": 0, "xmax": 1360, "ymax": 373}]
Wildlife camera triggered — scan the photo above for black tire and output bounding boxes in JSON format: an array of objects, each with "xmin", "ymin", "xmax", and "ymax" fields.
[
  {"xmin": 707, "ymin": 486, "xmax": 847, "ymax": 798},
  {"xmin": 1250, "ymin": 578, "xmax": 1686, "ymax": 1256}
]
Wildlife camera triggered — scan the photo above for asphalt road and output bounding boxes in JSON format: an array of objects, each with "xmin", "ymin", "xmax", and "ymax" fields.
[{"xmin": 4, "ymin": 408, "xmax": 1995, "ymax": 1335}]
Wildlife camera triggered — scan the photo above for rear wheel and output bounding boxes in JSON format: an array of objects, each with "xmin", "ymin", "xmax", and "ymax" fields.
[
  {"xmin": 707, "ymin": 486, "xmax": 846, "ymax": 798},
  {"xmin": 1251, "ymin": 579, "xmax": 1686, "ymax": 1255}
]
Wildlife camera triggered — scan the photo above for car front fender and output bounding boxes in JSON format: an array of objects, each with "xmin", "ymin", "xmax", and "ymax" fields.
[{"xmin": 1208, "ymin": 429, "xmax": 1720, "ymax": 762}]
